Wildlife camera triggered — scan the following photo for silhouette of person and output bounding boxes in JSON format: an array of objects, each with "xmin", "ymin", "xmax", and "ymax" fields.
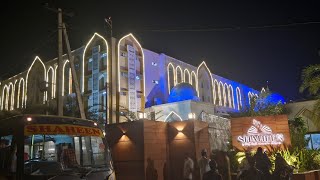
[
  {"xmin": 254, "ymin": 147, "xmax": 271, "ymax": 180},
  {"xmin": 273, "ymin": 153, "xmax": 293, "ymax": 180},
  {"xmin": 203, "ymin": 159, "xmax": 222, "ymax": 180},
  {"xmin": 198, "ymin": 149, "xmax": 210, "ymax": 180},
  {"xmin": 237, "ymin": 151, "xmax": 251, "ymax": 179},
  {"xmin": 238, "ymin": 156, "xmax": 263, "ymax": 180},
  {"xmin": 146, "ymin": 158, "xmax": 158, "ymax": 180},
  {"xmin": 183, "ymin": 153, "xmax": 194, "ymax": 180}
]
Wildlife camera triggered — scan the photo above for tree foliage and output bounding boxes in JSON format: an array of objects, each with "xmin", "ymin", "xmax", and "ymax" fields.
[
  {"xmin": 288, "ymin": 117, "xmax": 308, "ymax": 149},
  {"xmin": 231, "ymin": 90, "xmax": 284, "ymax": 117},
  {"xmin": 300, "ymin": 64, "xmax": 320, "ymax": 96}
]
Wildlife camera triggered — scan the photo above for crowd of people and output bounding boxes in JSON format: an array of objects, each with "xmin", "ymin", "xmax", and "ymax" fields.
[{"xmin": 183, "ymin": 147, "xmax": 293, "ymax": 180}]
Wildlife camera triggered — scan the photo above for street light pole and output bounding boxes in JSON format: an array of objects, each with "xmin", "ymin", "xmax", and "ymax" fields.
[
  {"xmin": 57, "ymin": 8, "xmax": 64, "ymax": 116},
  {"xmin": 105, "ymin": 17, "xmax": 112, "ymax": 127}
]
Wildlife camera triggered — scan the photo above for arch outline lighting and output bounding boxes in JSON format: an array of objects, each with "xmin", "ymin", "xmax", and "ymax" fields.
[
  {"xmin": 183, "ymin": 69, "xmax": 190, "ymax": 83},
  {"xmin": 164, "ymin": 111, "xmax": 183, "ymax": 122},
  {"xmin": 82, "ymin": 33, "xmax": 109, "ymax": 93},
  {"xmin": 17, "ymin": 78, "xmax": 25, "ymax": 108},
  {"xmin": 117, "ymin": 33, "xmax": 145, "ymax": 97},
  {"xmin": 196, "ymin": 61, "xmax": 214, "ymax": 100},
  {"xmin": 167, "ymin": 62, "xmax": 175, "ymax": 93},
  {"xmin": 46, "ymin": 66, "xmax": 54, "ymax": 100},
  {"xmin": 190, "ymin": 71, "xmax": 197, "ymax": 86},
  {"xmin": 236, "ymin": 87, "xmax": 242, "ymax": 110},
  {"xmin": 175, "ymin": 66, "xmax": 183, "ymax": 84},
  {"xmin": 25, "ymin": 56, "xmax": 46, "ymax": 107}
]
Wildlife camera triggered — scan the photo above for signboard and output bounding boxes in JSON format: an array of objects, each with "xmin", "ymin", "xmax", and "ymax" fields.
[
  {"xmin": 127, "ymin": 45, "xmax": 137, "ymax": 112},
  {"xmin": 237, "ymin": 119, "xmax": 284, "ymax": 146},
  {"xmin": 24, "ymin": 124, "xmax": 103, "ymax": 137},
  {"xmin": 231, "ymin": 115, "xmax": 291, "ymax": 150}
]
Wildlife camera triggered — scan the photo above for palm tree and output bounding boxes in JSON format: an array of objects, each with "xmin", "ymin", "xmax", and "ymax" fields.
[
  {"xmin": 300, "ymin": 64, "xmax": 320, "ymax": 129},
  {"xmin": 300, "ymin": 64, "xmax": 320, "ymax": 96}
]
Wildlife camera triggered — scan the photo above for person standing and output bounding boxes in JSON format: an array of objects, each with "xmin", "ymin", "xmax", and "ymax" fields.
[
  {"xmin": 198, "ymin": 149, "xmax": 210, "ymax": 180},
  {"xmin": 238, "ymin": 156, "xmax": 263, "ymax": 180},
  {"xmin": 203, "ymin": 159, "xmax": 222, "ymax": 180},
  {"xmin": 273, "ymin": 153, "xmax": 293, "ymax": 180},
  {"xmin": 183, "ymin": 153, "xmax": 194, "ymax": 180},
  {"xmin": 254, "ymin": 147, "xmax": 271, "ymax": 180}
]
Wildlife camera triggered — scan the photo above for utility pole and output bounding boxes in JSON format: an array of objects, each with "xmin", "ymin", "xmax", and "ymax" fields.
[
  {"xmin": 44, "ymin": 4, "xmax": 73, "ymax": 116},
  {"xmin": 105, "ymin": 17, "xmax": 112, "ymax": 125},
  {"xmin": 62, "ymin": 23, "xmax": 86, "ymax": 119},
  {"xmin": 57, "ymin": 8, "xmax": 64, "ymax": 116}
]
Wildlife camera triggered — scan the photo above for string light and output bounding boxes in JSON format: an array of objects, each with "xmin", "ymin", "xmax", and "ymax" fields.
[
  {"xmin": 191, "ymin": 71, "xmax": 197, "ymax": 86},
  {"xmin": 167, "ymin": 62, "xmax": 175, "ymax": 93},
  {"xmin": 62, "ymin": 60, "xmax": 69, "ymax": 96},
  {"xmin": 183, "ymin": 68, "xmax": 190, "ymax": 83},
  {"xmin": 164, "ymin": 111, "xmax": 183, "ymax": 122},
  {"xmin": 82, "ymin": 33, "xmax": 108, "ymax": 93},
  {"xmin": 236, "ymin": 87, "xmax": 242, "ymax": 110},
  {"xmin": 196, "ymin": 61, "xmax": 214, "ymax": 101},
  {"xmin": 46, "ymin": 66, "xmax": 54, "ymax": 99},
  {"xmin": 17, "ymin": 78, "xmax": 25, "ymax": 108},
  {"xmin": 175, "ymin": 66, "xmax": 182, "ymax": 84},
  {"xmin": 54, "ymin": 65, "xmax": 58, "ymax": 98},
  {"xmin": 25, "ymin": 56, "xmax": 46, "ymax": 107},
  {"xmin": 228, "ymin": 85, "xmax": 235, "ymax": 108},
  {"xmin": 117, "ymin": 33, "xmax": 144, "ymax": 96}
]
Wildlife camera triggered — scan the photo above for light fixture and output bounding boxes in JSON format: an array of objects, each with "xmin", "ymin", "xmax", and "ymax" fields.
[
  {"xmin": 188, "ymin": 113, "xmax": 195, "ymax": 119},
  {"xmin": 94, "ymin": 122, "xmax": 97, "ymax": 126},
  {"xmin": 27, "ymin": 117, "xmax": 32, "ymax": 122}
]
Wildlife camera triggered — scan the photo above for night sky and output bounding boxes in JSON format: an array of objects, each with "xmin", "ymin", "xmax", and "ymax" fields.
[{"xmin": 2, "ymin": 1, "xmax": 320, "ymax": 101}]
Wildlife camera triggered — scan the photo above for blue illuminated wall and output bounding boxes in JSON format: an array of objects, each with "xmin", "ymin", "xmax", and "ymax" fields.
[{"xmin": 143, "ymin": 49, "xmax": 264, "ymax": 113}]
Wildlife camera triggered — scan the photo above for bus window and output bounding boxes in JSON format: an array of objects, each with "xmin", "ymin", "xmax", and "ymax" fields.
[{"xmin": 0, "ymin": 135, "xmax": 16, "ymax": 174}]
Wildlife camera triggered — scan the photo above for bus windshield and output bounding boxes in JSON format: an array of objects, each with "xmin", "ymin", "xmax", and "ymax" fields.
[{"xmin": 22, "ymin": 123, "xmax": 113, "ymax": 176}]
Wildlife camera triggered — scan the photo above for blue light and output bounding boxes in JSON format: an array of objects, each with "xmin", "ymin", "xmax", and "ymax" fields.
[
  {"xmin": 264, "ymin": 93, "xmax": 286, "ymax": 105},
  {"xmin": 168, "ymin": 83, "xmax": 199, "ymax": 103}
]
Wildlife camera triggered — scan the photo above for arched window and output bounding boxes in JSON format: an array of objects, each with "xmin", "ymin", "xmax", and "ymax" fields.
[
  {"xmin": 219, "ymin": 82, "xmax": 224, "ymax": 106},
  {"xmin": 184, "ymin": 69, "xmax": 190, "ymax": 83},
  {"xmin": 213, "ymin": 80, "xmax": 220, "ymax": 105},
  {"xmin": 17, "ymin": 78, "xmax": 25, "ymax": 108},
  {"xmin": 63, "ymin": 60, "xmax": 71, "ymax": 96},
  {"xmin": 47, "ymin": 67, "xmax": 54, "ymax": 100},
  {"xmin": 191, "ymin": 71, "xmax": 197, "ymax": 90},
  {"xmin": 176, "ymin": 66, "xmax": 182, "ymax": 84},
  {"xmin": 228, "ymin": 85, "xmax": 234, "ymax": 108},
  {"xmin": 197, "ymin": 62, "xmax": 213, "ymax": 103},
  {"xmin": 224, "ymin": 83, "xmax": 229, "ymax": 107},
  {"xmin": 1, "ymin": 85, "xmax": 9, "ymax": 110},
  {"xmin": 167, "ymin": 63, "xmax": 175, "ymax": 93},
  {"xmin": 236, "ymin": 87, "xmax": 242, "ymax": 110}
]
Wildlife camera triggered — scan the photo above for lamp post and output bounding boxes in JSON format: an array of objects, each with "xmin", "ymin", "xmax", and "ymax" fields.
[{"xmin": 104, "ymin": 17, "xmax": 112, "ymax": 134}]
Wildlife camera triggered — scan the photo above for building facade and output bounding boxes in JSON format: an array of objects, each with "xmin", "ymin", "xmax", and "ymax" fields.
[{"xmin": 0, "ymin": 32, "xmax": 261, "ymax": 123}]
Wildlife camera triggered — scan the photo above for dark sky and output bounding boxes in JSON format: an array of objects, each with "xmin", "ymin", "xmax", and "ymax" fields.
[{"xmin": 1, "ymin": 1, "xmax": 320, "ymax": 101}]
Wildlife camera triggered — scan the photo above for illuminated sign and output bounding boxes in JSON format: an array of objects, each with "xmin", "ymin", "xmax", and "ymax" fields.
[
  {"xmin": 237, "ymin": 119, "xmax": 284, "ymax": 146},
  {"xmin": 24, "ymin": 124, "xmax": 103, "ymax": 137}
]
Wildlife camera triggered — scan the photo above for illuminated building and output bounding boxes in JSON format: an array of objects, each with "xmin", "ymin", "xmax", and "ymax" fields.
[{"xmin": 0, "ymin": 32, "xmax": 283, "ymax": 123}]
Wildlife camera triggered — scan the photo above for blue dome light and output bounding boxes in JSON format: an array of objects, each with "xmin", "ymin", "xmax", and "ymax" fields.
[{"xmin": 168, "ymin": 83, "xmax": 199, "ymax": 103}]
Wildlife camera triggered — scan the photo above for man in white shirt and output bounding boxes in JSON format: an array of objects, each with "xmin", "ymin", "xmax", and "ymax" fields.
[
  {"xmin": 183, "ymin": 153, "xmax": 194, "ymax": 180},
  {"xmin": 198, "ymin": 149, "xmax": 210, "ymax": 180}
]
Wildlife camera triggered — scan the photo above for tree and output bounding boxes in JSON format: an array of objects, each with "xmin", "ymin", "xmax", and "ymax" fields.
[
  {"xmin": 300, "ymin": 64, "xmax": 320, "ymax": 129},
  {"xmin": 300, "ymin": 64, "xmax": 320, "ymax": 96},
  {"xmin": 231, "ymin": 90, "xmax": 284, "ymax": 117},
  {"xmin": 288, "ymin": 117, "xmax": 308, "ymax": 149}
]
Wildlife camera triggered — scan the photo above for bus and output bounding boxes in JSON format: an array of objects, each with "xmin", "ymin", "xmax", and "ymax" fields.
[{"xmin": 0, "ymin": 114, "xmax": 116, "ymax": 180}]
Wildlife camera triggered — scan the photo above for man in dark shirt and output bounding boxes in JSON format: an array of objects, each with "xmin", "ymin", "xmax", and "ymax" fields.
[
  {"xmin": 238, "ymin": 156, "xmax": 263, "ymax": 180},
  {"xmin": 203, "ymin": 159, "xmax": 222, "ymax": 180}
]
